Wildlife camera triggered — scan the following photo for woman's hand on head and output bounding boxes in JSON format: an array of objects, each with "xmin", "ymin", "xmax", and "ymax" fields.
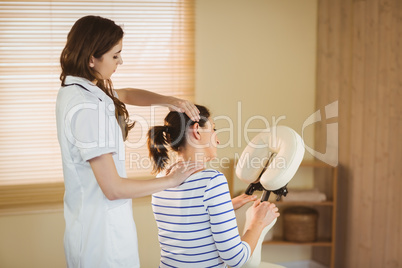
[
  {"xmin": 232, "ymin": 194, "xmax": 257, "ymax": 210},
  {"xmin": 165, "ymin": 161, "xmax": 204, "ymax": 187},
  {"xmin": 167, "ymin": 97, "xmax": 200, "ymax": 122},
  {"xmin": 249, "ymin": 200, "xmax": 280, "ymax": 229}
]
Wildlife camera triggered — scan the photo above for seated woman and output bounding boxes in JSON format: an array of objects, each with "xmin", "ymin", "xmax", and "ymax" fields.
[{"xmin": 147, "ymin": 105, "xmax": 279, "ymax": 268}]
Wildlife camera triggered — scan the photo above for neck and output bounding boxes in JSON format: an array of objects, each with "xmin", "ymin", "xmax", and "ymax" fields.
[{"xmin": 178, "ymin": 147, "xmax": 208, "ymax": 164}]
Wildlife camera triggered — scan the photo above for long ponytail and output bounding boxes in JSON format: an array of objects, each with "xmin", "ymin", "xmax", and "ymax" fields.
[{"xmin": 147, "ymin": 126, "xmax": 170, "ymax": 173}]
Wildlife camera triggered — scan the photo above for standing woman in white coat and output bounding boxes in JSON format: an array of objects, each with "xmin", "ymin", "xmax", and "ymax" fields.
[{"xmin": 56, "ymin": 15, "xmax": 202, "ymax": 268}]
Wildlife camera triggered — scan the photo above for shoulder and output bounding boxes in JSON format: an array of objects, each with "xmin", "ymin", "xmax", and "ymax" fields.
[
  {"xmin": 57, "ymin": 85, "xmax": 114, "ymax": 122},
  {"xmin": 57, "ymin": 84, "xmax": 99, "ymax": 106},
  {"xmin": 185, "ymin": 169, "xmax": 226, "ymax": 186},
  {"xmin": 191, "ymin": 169, "xmax": 224, "ymax": 179},
  {"xmin": 179, "ymin": 169, "xmax": 224, "ymax": 184}
]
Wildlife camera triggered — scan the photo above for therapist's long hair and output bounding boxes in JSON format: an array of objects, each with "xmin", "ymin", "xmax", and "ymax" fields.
[
  {"xmin": 60, "ymin": 15, "xmax": 134, "ymax": 140},
  {"xmin": 147, "ymin": 105, "xmax": 210, "ymax": 174}
]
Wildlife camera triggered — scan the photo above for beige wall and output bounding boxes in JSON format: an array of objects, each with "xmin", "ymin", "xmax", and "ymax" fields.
[
  {"xmin": 0, "ymin": 0, "xmax": 317, "ymax": 267},
  {"xmin": 0, "ymin": 211, "xmax": 65, "ymax": 267},
  {"xmin": 195, "ymin": 0, "xmax": 317, "ymax": 162},
  {"xmin": 195, "ymin": 0, "xmax": 317, "ymax": 264}
]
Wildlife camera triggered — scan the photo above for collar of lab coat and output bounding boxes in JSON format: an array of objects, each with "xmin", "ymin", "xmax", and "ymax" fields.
[{"xmin": 64, "ymin": 76, "xmax": 108, "ymax": 102}]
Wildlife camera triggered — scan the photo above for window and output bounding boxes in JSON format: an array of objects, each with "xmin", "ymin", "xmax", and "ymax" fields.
[{"xmin": 0, "ymin": 0, "xmax": 194, "ymax": 210}]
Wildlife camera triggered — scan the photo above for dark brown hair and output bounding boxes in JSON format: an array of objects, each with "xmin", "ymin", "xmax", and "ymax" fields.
[
  {"xmin": 147, "ymin": 105, "xmax": 210, "ymax": 173},
  {"xmin": 60, "ymin": 15, "xmax": 134, "ymax": 140}
]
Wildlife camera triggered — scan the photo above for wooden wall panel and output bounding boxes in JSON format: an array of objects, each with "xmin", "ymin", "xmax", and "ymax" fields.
[
  {"xmin": 316, "ymin": 0, "xmax": 402, "ymax": 267},
  {"xmin": 372, "ymin": 1, "xmax": 391, "ymax": 266}
]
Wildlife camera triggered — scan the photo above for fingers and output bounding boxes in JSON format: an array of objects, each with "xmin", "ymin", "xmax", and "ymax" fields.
[
  {"xmin": 267, "ymin": 203, "xmax": 280, "ymax": 217},
  {"xmin": 244, "ymin": 194, "xmax": 258, "ymax": 201},
  {"xmin": 270, "ymin": 204, "xmax": 279, "ymax": 216},
  {"xmin": 232, "ymin": 194, "xmax": 258, "ymax": 210},
  {"xmin": 256, "ymin": 201, "xmax": 279, "ymax": 215},
  {"xmin": 166, "ymin": 161, "xmax": 205, "ymax": 187},
  {"xmin": 169, "ymin": 98, "xmax": 200, "ymax": 122},
  {"xmin": 182, "ymin": 101, "xmax": 200, "ymax": 122},
  {"xmin": 165, "ymin": 161, "xmax": 181, "ymax": 175},
  {"xmin": 185, "ymin": 162, "xmax": 205, "ymax": 175},
  {"xmin": 249, "ymin": 201, "xmax": 280, "ymax": 227},
  {"xmin": 253, "ymin": 200, "xmax": 260, "ymax": 207},
  {"xmin": 172, "ymin": 161, "xmax": 204, "ymax": 175},
  {"xmin": 265, "ymin": 202, "xmax": 278, "ymax": 211},
  {"xmin": 237, "ymin": 194, "xmax": 257, "ymax": 202}
]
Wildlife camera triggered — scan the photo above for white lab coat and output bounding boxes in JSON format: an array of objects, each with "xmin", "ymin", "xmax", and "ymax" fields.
[{"xmin": 56, "ymin": 76, "xmax": 140, "ymax": 268}]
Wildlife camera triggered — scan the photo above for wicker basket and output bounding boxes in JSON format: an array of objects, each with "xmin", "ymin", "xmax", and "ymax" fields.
[{"xmin": 283, "ymin": 206, "xmax": 318, "ymax": 242}]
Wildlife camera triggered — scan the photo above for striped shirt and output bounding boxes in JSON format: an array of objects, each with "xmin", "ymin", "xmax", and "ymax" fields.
[{"xmin": 152, "ymin": 169, "xmax": 251, "ymax": 268}]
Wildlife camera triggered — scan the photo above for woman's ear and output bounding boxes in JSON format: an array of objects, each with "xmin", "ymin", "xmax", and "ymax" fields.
[
  {"xmin": 89, "ymin": 56, "xmax": 95, "ymax": 68},
  {"xmin": 190, "ymin": 123, "xmax": 201, "ymax": 140}
]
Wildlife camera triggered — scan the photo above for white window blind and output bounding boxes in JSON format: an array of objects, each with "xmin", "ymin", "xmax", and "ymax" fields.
[{"xmin": 0, "ymin": 0, "xmax": 195, "ymax": 185}]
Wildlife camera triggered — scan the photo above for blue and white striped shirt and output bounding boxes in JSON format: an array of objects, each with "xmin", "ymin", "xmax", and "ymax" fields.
[{"xmin": 152, "ymin": 169, "xmax": 251, "ymax": 268}]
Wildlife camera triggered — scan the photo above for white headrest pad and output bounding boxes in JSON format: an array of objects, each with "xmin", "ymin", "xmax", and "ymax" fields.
[{"xmin": 235, "ymin": 126, "xmax": 305, "ymax": 191}]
